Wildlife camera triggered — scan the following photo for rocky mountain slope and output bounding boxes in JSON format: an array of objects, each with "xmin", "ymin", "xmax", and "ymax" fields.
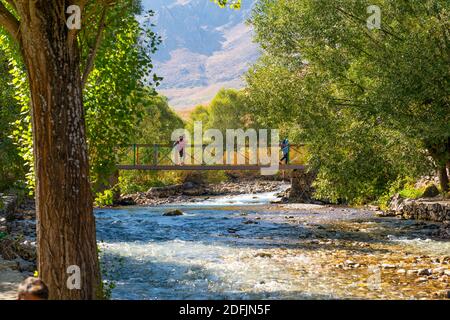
[{"xmin": 142, "ymin": 0, "xmax": 260, "ymax": 110}]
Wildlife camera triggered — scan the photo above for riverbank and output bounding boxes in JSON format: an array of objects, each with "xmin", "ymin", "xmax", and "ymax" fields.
[
  {"xmin": 1, "ymin": 183, "xmax": 450, "ymax": 300},
  {"xmin": 0, "ymin": 197, "xmax": 36, "ymax": 300},
  {"xmin": 121, "ymin": 180, "xmax": 289, "ymax": 206},
  {"xmin": 383, "ymin": 195, "xmax": 450, "ymax": 223}
]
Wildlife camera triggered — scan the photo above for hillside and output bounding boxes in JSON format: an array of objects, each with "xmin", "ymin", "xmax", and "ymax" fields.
[{"xmin": 142, "ymin": 0, "xmax": 260, "ymax": 110}]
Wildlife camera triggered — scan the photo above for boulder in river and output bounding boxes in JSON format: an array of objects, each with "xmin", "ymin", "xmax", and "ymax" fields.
[
  {"xmin": 163, "ymin": 209, "xmax": 184, "ymax": 217},
  {"xmin": 0, "ymin": 194, "xmax": 18, "ymax": 221}
]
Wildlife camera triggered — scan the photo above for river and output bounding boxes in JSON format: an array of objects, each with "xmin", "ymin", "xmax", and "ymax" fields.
[{"xmin": 95, "ymin": 186, "xmax": 450, "ymax": 300}]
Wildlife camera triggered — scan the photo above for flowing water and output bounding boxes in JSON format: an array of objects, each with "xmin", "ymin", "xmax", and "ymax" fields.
[{"xmin": 96, "ymin": 187, "xmax": 450, "ymax": 300}]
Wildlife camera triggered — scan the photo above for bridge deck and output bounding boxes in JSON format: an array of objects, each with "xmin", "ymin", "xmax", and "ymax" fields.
[
  {"xmin": 116, "ymin": 144, "xmax": 307, "ymax": 171},
  {"xmin": 117, "ymin": 164, "xmax": 305, "ymax": 171}
]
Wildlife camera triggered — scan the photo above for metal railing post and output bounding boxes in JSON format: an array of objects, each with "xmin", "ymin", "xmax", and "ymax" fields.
[
  {"xmin": 153, "ymin": 144, "xmax": 158, "ymax": 166},
  {"xmin": 136, "ymin": 145, "xmax": 140, "ymax": 165}
]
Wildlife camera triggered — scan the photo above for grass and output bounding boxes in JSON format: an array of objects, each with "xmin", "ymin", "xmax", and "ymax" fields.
[{"xmin": 398, "ymin": 186, "xmax": 424, "ymax": 199}]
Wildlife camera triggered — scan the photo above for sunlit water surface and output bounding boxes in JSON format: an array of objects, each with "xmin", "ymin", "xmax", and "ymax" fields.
[{"xmin": 95, "ymin": 187, "xmax": 450, "ymax": 300}]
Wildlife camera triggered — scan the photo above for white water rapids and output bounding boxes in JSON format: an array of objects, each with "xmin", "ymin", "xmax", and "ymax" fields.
[{"xmin": 95, "ymin": 186, "xmax": 450, "ymax": 300}]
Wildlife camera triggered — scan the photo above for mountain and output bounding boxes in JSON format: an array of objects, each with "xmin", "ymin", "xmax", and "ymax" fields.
[{"xmin": 141, "ymin": 0, "xmax": 260, "ymax": 110}]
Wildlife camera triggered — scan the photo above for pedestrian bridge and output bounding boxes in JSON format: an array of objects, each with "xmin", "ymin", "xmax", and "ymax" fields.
[{"xmin": 116, "ymin": 144, "xmax": 307, "ymax": 171}]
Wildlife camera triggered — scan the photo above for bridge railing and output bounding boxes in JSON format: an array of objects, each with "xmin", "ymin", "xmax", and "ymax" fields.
[{"xmin": 116, "ymin": 143, "xmax": 307, "ymax": 168}]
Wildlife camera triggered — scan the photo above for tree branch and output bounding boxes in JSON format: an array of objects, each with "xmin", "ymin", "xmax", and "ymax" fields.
[
  {"xmin": 335, "ymin": 6, "xmax": 403, "ymax": 41},
  {"xmin": 80, "ymin": 0, "xmax": 134, "ymax": 89},
  {"xmin": 5, "ymin": 0, "xmax": 17, "ymax": 13},
  {"xmin": 0, "ymin": 1, "xmax": 20, "ymax": 42},
  {"xmin": 81, "ymin": 6, "xmax": 107, "ymax": 89}
]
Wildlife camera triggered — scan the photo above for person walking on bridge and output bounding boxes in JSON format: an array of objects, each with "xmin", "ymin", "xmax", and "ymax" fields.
[
  {"xmin": 280, "ymin": 138, "xmax": 290, "ymax": 165},
  {"xmin": 174, "ymin": 135, "xmax": 186, "ymax": 165}
]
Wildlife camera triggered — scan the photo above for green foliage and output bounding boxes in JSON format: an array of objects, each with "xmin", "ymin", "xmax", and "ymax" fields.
[
  {"xmin": 94, "ymin": 189, "xmax": 115, "ymax": 207},
  {"xmin": 212, "ymin": 0, "xmax": 241, "ymax": 9},
  {"xmin": 84, "ymin": 5, "xmax": 162, "ymax": 192},
  {"xmin": 119, "ymin": 171, "xmax": 183, "ymax": 194},
  {"xmin": 186, "ymin": 105, "xmax": 210, "ymax": 133},
  {"xmin": 1, "ymin": 1, "xmax": 166, "ymax": 196},
  {"xmin": 247, "ymin": 0, "xmax": 449, "ymax": 203},
  {"xmin": 399, "ymin": 187, "xmax": 424, "ymax": 200},
  {"xmin": 377, "ymin": 177, "xmax": 425, "ymax": 210},
  {"xmin": 117, "ymin": 94, "xmax": 185, "ymax": 194},
  {"xmin": 135, "ymin": 95, "xmax": 184, "ymax": 143},
  {"xmin": 0, "ymin": 42, "xmax": 27, "ymax": 192},
  {"xmin": 186, "ymin": 88, "xmax": 255, "ymax": 136},
  {"xmin": 208, "ymin": 89, "xmax": 254, "ymax": 132}
]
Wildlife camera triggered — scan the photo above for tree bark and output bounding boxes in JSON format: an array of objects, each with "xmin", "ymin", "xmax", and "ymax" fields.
[
  {"xmin": 440, "ymin": 141, "xmax": 450, "ymax": 193},
  {"xmin": 14, "ymin": 2, "xmax": 101, "ymax": 299},
  {"xmin": 426, "ymin": 137, "xmax": 450, "ymax": 195},
  {"xmin": 439, "ymin": 164, "xmax": 450, "ymax": 193}
]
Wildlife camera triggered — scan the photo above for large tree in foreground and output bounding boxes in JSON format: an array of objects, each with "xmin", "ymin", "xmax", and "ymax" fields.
[
  {"xmin": 0, "ymin": 0, "xmax": 107, "ymax": 299},
  {"xmin": 0, "ymin": 0, "xmax": 240, "ymax": 300}
]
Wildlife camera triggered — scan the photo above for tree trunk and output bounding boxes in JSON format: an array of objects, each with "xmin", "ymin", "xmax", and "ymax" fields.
[
  {"xmin": 16, "ymin": 3, "xmax": 101, "ymax": 299},
  {"xmin": 438, "ymin": 164, "xmax": 449, "ymax": 193},
  {"xmin": 426, "ymin": 137, "xmax": 450, "ymax": 195}
]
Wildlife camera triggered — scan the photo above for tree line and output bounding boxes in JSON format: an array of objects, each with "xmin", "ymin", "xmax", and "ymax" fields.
[{"xmin": 189, "ymin": 0, "xmax": 449, "ymax": 204}]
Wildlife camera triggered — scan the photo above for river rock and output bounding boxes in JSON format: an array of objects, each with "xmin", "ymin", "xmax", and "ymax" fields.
[
  {"xmin": 417, "ymin": 268, "xmax": 432, "ymax": 276},
  {"xmin": 406, "ymin": 270, "xmax": 418, "ymax": 276},
  {"xmin": 441, "ymin": 256, "xmax": 450, "ymax": 264},
  {"xmin": 432, "ymin": 267, "xmax": 445, "ymax": 275},
  {"xmin": 182, "ymin": 182, "xmax": 196, "ymax": 190},
  {"xmin": 182, "ymin": 187, "xmax": 206, "ymax": 196},
  {"xmin": 422, "ymin": 184, "xmax": 440, "ymax": 198},
  {"xmin": 255, "ymin": 252, "xmax": 272, "ymax": 258},
  {"xmin": 0, "ymin": 194, "xmax": 18, "ymax": 221},
  {"xmin": 388, "ymin": 194, "xmax": 405, "ymax": 213},
  {"xmin": 382, "ymin": 263, "xmax": 398, "ymax": 269},
  {"xmin": 148, "ymin": 184, "xmax": 184, "ymax": 198},
  {"xmin": 388, "ymin": 196, "xmax": 450, "ymax": 223},
  {"xmin": 114, "ymin": 197, "xmax": 136, "ymax": 206},
  {"xmin": 0, "ymin": 258, "xmax": 18, "ymax": 271},
  {"xmin": 14, "ymin": 258, "xmax": 35, "ymax": 273},
  {"xmin": 270, "ymin": 198, "xmax": 283, "ymax": 204},
  {"xmin": 344, "ymin": 260, "xmax": 357, "ymax": 267},
  {"xmin": 163, "ymin": 209, "xmax": 184, "ymax": 217},
  {"xmin": 415, "ymin": 277, "xmax": 428, "ymax": 283},
  {"xmin": 432, "ymin": 290, "xmax": 450, "ymax": 299}
]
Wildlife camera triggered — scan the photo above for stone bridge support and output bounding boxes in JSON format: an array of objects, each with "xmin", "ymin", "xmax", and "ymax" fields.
[{"xmin": 289, "ymin": 169, "xmax": 316, "ymax": 203}]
